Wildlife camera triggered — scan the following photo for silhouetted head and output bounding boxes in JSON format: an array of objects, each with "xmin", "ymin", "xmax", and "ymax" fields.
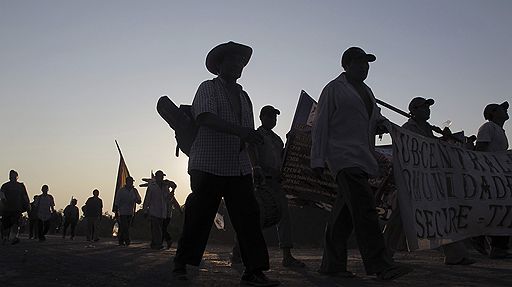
[
  {"xmin": 259, "ymin": 105, "xmax": 280, "ymax": 130},
  {"xmin": 166, "ymin": 180, "xmax": 177, "ymax": 190},
  {"xmin": 93, "ymin": 189, "xmax": 100, "ymax": 197},
  {"xmin": 206, "ymin": 41, "xmax": 252, "ymax": 81},
  {"xmin": 408, "ymin": 97, "xmax": 434, "ymax": 122},
  {"xmin": 9, "ymin": 170, "xmax": 18, "ymax": 182},
  {"xmin": 484, "ymin": 101, "xmax": 509, "ymax": 124},
  {"xmin": 125, "ymin": 176, "xmax": 134, "ymax": 187},
  {"xmin": 341, "ymin": 47, "xmax": 376, "ymax": 83},
  {"xmin": 155, "ymin": 170, "xmax": 166, "ymax": 183},
  {"xmin": 71, "ymin": 198, "xmax": 77, "ymax": 206},
  {"xmin": 41, "ymin": 184, "xmax": 49, "ymax": 194}
]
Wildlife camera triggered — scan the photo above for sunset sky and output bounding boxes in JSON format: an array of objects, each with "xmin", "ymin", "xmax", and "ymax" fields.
[{"xmin": 1, "ymin": 0, "xmax": 511, "ymax": 212}]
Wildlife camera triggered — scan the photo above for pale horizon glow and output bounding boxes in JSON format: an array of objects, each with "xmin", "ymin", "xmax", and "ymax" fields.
[{"xmin": 1, "ymin": 0, "xmax": 511, "ymax": 211}]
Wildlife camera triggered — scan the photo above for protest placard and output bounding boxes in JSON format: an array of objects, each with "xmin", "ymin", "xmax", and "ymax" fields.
[
  {"xmin": 281, "ymin": 91, "xmax": 337, "ymax": 211},
  {"xmin": 391, "ymin": 124, "xmax": 512, "ymax": 250}
]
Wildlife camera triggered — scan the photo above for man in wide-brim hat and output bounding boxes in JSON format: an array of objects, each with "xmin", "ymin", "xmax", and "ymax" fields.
[
  {"xmin": 205, "ymin": 41, "xmax": 252, "ymax": 76},
  {"xmin": 173, "ymin": 42, "xmax": 279, "ymax": 286}
]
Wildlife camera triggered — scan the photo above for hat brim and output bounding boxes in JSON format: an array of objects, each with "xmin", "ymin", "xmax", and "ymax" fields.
[
  {"xmin": 352, "ymin": 53, "xmax": 376, "ymax": 63},
  {"xmin": 206, "ymin": 42, "xmax": 253, "ymax": 75}
]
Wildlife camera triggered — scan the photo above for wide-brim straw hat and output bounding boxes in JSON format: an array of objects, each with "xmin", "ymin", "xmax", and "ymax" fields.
[{"xmin": 206, "ymin": 41, "xmax": 253, "ymax": 75}]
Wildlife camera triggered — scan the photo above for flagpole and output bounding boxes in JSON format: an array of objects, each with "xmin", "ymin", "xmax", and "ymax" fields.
[{"xmin": 115, "ymin": 139, "xmax": 123, "ymax": 157}]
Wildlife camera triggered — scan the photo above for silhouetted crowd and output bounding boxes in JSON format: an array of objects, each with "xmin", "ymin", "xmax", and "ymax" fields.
[{"xmin": 1, "ymin": 42, "xmax": 510, "ymax": 287}]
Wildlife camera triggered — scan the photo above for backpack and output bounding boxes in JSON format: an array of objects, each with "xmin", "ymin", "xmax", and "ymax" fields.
[{"xmin": 157, "ymin": 96, "xmax": 198, "ymax": 157}]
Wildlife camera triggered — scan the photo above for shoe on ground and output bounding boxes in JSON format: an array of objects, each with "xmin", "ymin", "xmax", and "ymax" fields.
[
  {"xmin": 172, "ymin": 262, "xmax": 187, "ymax": 280},
  {"xmin": 376, "ymin": 264, "xmax": 413, "ymax": 281},
  {"xmin": 11, "ymin": 238, "xmax": 20, "ymax": 245},
  {"xmin": 282, "ymin": 257, "xmax": 305, "ymax": 268},
  {"xmin": 489, "ymin": 247, "xmax": 512, "ymax": 259},
  {"xmin": 445, "ymin": 257, "xmax": 476, "ymax": 265},
  {"xmin": 318, "ymin": 270, "xmax": 356, "ymax": 278},
  {"xmin": 93, "ymin": 238, "xmax": 100, "ymax": 242},
  {"xmin": 240, "ymin": 271, "xmax": 280, "ymax": 286}
]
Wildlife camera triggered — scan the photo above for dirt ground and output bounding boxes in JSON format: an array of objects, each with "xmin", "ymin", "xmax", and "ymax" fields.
[{"xmin": 1, "ymin": 235, "xmax": 512, "ymax": 287}]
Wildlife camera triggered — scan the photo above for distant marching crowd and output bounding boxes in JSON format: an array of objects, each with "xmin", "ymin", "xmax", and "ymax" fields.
[
  {"xmin": 0, "ymin": 169, "xmax": 178, "ymax": 250},
  {"xmin": 1, "ymin": 41, "xmax": 510, "ymax": 287}
]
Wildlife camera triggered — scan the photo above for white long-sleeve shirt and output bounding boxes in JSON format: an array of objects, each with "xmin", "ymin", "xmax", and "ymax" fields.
[
  {"xmin": 311, "ymin": 73, "xmax": 387, "ymax": 177},
  {"xmin": 143, "ymin": 181, "xmax": 170, "ymax": 219}
]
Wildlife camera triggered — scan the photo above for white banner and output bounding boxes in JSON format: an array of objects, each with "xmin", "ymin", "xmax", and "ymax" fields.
[{"xmin": 391, "ymin": 124, "xmax": 512, "ymax": 250}]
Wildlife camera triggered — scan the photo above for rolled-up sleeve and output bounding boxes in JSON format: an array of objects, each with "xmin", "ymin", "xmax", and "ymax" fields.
[
  {"xmin": 476, "ymin": 123, "xmax": 492, "ymax": 143},
  {"xmin": 192, "ymin": 81, "xmax": 217, "ymax": 119}
]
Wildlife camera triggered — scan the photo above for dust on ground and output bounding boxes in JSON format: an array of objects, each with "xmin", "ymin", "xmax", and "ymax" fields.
[{"xmin": 1, "ymin": 235, "xmax": 511, "ymax": 287}]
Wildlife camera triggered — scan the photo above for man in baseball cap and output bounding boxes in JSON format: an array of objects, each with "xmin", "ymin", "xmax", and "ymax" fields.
[
  {"xmin": 408, "ymin": 97, "xmax": 435, "ymax": 112},
  {"xmin": 341, "ymin": 47, "xmax": 376, "ymax": 70},
  {"xmin": 483, "ymin": 101, "xmax": 509, "ymax": 121},
  {"xmin": 474, "ymin": 101, "xmax": 511, "ymax": 259},
  {"xmin": 260, "ymin": 105, "xmax": 280, "ymax": 117},
  {"xmin": 397, "ymin": 97, "xmax": 476, "ymax": 265},
  {"xmin": 311, "ymin": 46, "xmax": 412, "ymax": 280}
]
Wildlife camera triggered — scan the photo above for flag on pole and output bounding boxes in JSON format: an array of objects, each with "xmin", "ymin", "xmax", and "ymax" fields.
[{"xmin": 112, "ymin": 140, "xmax": 131, "ymax": 212}]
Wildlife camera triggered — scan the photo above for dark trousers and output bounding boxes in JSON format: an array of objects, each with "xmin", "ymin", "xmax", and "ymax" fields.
[
  {"xmin": 174, "ymin": 170, "xmax": 269, "ymax": 273},
  {"xmin": 232, "ymin": 176, "xmax": 293, "ymax": 257},
  {"xmin": 271, "ymin": 177, "xmax": 293, "ymax": 249},
  {"xmin": 491, "ymin": 236, "xmax": 510, "ymax": 250},
  {"xmin": 1, "ymin": 213, "xmax": 21, "ymax": 239},
  {"xmin": 86, "ymin": 216, "xmax": 100, "ymax": 241},
  {"xmin": 29, "ymin": 218, "xmax": 38, "ymax": 238},
  {"xmin": 321, "ymin": 167, "xmax": 392, "ymax": 275},
  {"xmin": 63, "ymin": 219, "xmax": 77, "ymax": 238},
  {"xmin": 38, "ymin": 219, "xmax": 50, "ymax": 240},
  {"xmin": 118, "ymin": 215, "xmax": 132, "ymax": 244},
  {"xmin": 150, "ymin": 216, "xmax": 163, "ymax": 248},
  {"xmin": 162, "ymin": 217, "xmax": 171, "ymax": 243}
]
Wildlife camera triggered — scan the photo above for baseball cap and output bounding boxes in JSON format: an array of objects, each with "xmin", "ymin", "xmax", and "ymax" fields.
[
  {"xmin": 260, "ymin": 105, "xmax": 281, "ymax": 117},
  {"xmin": 408, "ymin": 97, "xmax": 435, "ymax": 112},
  {"xmin": 484, "ymin": 101, "xmax": 509, "ymax": 120},
  {"xmin": 341, "ymin": 47, "xmax": 376, "ymax": 69}
]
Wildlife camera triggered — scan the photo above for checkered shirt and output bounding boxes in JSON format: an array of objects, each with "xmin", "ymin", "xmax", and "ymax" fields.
[{"xmin": 188, "ymin": 78, "xmax": 255, "ymax": 176}]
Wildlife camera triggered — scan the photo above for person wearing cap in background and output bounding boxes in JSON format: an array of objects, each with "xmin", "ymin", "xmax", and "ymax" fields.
[
  {"xmin": 0, "ymin": 170, "xmax": 30, "ymax": 245},
  {"xmin": 472, "ymin": 101, "xmax": 511, "ymax": 259},
  {"xmin": 231, "ymin": 105, "xmax": 305, "ymax": 268},
  {"xmin": 402, "ymin": 97, "xmax": 437, "ymax": 136},
  {"xmin": 84, "ymin": 189, "xmax": 103, "ymax": 242},
  {"xmin": 114, "ymin": 176, "xmax": 142, "ymax": 246},
  {"xmin": 311, "ymin": 47, "xmax": 412, "ymax": 280},
  {"xmin": 173, "ymin": 41, "xmax": 279, "ymax": 286},
  {"xmin": 143, "ymin": 170, "xmax": 171, "ymax": 250},
  {"xmin": 385, "ymin": 97, "xmax": 476, "ymax": 265}
]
